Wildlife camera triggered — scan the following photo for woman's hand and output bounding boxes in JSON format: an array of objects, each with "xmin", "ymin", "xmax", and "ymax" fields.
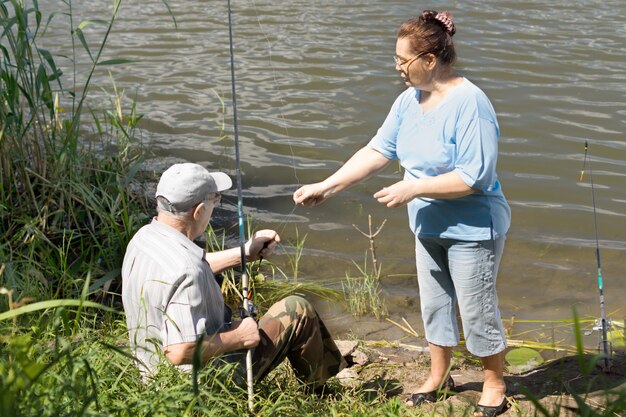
[
  {"xmin": 373, "ymin": 180, "xmax": 419, "ymax": 207},
  {"xmin": 245, "ymin": 229, "xmax": 280, "ymax": 261},
  {"xmin": 293, "ymin": 147, "xmax": 391, "ymax": 208},
  {"xmin": 374, "ymin": 173, "xmax": 475, "ymax": 207},
  {"xmin": 293, "ymin": 182, "xmax": 329, "ymax": 207}
]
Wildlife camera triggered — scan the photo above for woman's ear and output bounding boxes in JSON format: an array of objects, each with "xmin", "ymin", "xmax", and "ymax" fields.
[{"xmin": 423, "ymin": 53, "xmax": 437, "ymax": 69}]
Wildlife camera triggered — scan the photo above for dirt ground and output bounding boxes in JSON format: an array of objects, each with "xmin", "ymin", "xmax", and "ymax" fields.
[{"xmin": 338, "ymin": 342, "xmax": 626, "ymax": 416}]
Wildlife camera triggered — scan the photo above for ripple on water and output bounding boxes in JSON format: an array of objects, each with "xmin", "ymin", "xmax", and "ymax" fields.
[
  {"xmin": 514, "ymin": 173, "xmax": 561, "ymax": 181},
  {"xmin": 308, "ymin": 223, "xmax": 352, "ymax": 231}
]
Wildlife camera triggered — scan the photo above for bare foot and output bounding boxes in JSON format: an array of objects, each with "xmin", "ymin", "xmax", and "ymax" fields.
[
  {"xmin": 405, "ymin": 375, "xmax": 454, "ymax": 406},
  {"xmin": 477, "ymin": 383, "xmax": 507, "ymax": 407},
  {"xmin": 415, "ymin": 375, "xmax": 446, "ymax": 393}
]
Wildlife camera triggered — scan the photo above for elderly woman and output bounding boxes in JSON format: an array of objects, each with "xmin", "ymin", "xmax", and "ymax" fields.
[{"xmin": 293, "ymin": 10, "xmax": 511, "ymax": 417}]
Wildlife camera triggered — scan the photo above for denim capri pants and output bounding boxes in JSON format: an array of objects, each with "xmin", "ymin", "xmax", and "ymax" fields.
[{"xmin": 415, "ymin": 236, "xmax": 507, "ymax": 357}]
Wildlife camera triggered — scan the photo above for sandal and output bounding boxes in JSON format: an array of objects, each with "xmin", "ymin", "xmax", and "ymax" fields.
[
  {"xmin": 473, "ymin": 396, "xmax": 510, "ymax": 417},
  {"xmin": 406, "ymin": 376, "xmax": 455, "ymax": 406}
]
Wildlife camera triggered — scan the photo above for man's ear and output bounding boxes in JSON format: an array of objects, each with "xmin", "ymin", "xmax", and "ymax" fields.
[{"xmin": 192, "ymin": 202, "xmax": 205, "ymax": 221}]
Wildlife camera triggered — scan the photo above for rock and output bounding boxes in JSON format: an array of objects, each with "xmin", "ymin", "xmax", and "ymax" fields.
[
  {"xmin": 351, "ymin": 350, "xmax": 369, "ymax": 366},
  {"xmin": 335, "ymin": 340, "xmax": 359, "ymax": 358},
  {"xmin": 335, "ymin": 367, "xmax": 359, "ymax": 387}
]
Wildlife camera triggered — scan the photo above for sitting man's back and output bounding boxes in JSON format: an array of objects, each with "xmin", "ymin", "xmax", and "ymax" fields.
[{"xmin": 122, "ymin": 163, "xmax": 346, "ymax": 390}]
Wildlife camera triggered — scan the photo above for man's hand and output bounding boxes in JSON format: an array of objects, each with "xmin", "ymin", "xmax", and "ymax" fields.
[
  {"xmin": 165, "ymin": 317, "xmax": 260, "ymax": 366},
  {"xmin": 232, "ymin": 317, "xmax": 261, "ymax": 350},
  {"xmin": 245, "ymin": 229, "xmax": 280, "ymax": 261},
  {"xmin": 206, "ymin": 230, "xmax": 280, "ymax": 273}
]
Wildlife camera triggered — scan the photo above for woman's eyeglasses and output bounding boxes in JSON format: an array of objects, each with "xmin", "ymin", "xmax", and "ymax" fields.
[{"xmin": 393, "ymin": 52, "xmax": 426, "ymax": 68}]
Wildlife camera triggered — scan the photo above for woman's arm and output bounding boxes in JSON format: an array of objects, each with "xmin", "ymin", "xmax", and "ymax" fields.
[{"xmin": 293, "ymin": 146, "xmax": 391, "ymax": 207}]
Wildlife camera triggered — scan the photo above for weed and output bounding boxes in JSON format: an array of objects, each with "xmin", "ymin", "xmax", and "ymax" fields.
[{"xmin": 343, "ymin": 216, "xmax": 388, "ymax": 319}]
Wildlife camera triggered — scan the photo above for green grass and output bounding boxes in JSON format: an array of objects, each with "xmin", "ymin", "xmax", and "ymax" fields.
[
  {"xmin": 342, "ymin": 255, "xmax": 388, "ymax": 320},
  {"xmin": 0, "ymin": 1, "xmax": 404, "ymax": 415},
  {"xmin": 0, "ymin": 299, "xmax": 418, "ymax": 417},
  {"xmin": 343, "ymin": 215, "xmax": 388, "ymax": 319}
]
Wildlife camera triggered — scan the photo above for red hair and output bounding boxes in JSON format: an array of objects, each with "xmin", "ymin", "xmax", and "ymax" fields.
[{"xmin": 397, "ymin": 10, "xmax": 456, "ymax": 66}]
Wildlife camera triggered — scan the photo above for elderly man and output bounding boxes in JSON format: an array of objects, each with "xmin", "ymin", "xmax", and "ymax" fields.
[{"xmin": 122, "ymin": 163, "xmax": 345, "ymax": 391}]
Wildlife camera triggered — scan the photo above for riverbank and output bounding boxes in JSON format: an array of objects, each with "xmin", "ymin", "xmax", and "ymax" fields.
[{"xmin": 333, "ymin": 339, "xmax": 626, "ymax": 416}]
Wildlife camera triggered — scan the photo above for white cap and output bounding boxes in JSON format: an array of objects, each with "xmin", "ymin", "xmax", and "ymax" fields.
[{"xmin": 155, "ymin": 163, "xmax": 232, "ymax": 212}]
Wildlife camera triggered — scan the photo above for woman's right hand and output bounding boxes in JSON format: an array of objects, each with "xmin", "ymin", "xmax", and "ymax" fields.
[
  {"xmin": 293, "ymin": 147, "xmax": 391, "ymax": 207},
  {"xmin": 293, "ymin": 182, "xmax": 329, "ymax": 207}
]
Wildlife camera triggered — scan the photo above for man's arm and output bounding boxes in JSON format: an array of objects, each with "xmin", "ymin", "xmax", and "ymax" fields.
[
  {"xmin": 204, "ymin": 246, "xmax": 242, "ymax": 274},
  {"xmin": 164, "ymin": 317, "xmax": 260, "ymax": 365},
  {"xmin": 205, "ymin": 229, "xmax": 280, "ymax": 274}
]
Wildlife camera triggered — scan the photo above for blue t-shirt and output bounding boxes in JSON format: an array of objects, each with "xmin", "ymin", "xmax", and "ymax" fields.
[{"xmin": 368, "ymin": 78, "xmax": 510, "ymax": 241}]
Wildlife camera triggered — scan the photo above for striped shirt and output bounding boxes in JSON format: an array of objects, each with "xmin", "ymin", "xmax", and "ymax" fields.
[{"xmin": 121, "ymin": 219, "xmax": 225, "ymax": 375}]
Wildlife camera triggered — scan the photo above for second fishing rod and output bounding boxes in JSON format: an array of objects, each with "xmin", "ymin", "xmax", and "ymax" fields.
[{"xmin": 580, "ymin": 140, "xmax": 612, "ymax": 372}]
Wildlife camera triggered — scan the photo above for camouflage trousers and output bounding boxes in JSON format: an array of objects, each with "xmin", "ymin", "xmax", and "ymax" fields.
[{"xmin": 251, "ymin": 295, "xmax": 346, "ymax": 389}]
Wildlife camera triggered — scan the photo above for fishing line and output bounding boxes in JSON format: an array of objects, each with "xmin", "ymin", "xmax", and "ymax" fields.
[
  {"xmin": 580, "ymin": 140, "xmax": 612, "ymax": 372},
  {"xmin": 221, "ymin": 0, "xmax": 311, "ymax": 270},
  {"xmin": 236, "ymin": 0, "xmax": 306, "ymax": 243},
  {"xmin": 246, "ymin": 0, "xmax": 301, "ymax": 188}
]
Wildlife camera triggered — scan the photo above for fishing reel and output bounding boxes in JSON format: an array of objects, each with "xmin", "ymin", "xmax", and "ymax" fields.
[
  {"xmin": 240, "ymin": 301, "xmax": 259, "ymax": 320},
  {"xmin": 584, "ymin": 318, "xmax": 612, "ymax": 344},
  {"xmin": 584, "ymin": 318, "xmax": 613, "ymax": 371}
]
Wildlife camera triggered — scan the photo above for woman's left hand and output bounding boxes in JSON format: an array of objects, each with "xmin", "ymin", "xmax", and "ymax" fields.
[{"xmin": 373, "ymin": 180, "xmax": 419, "ymax": 207}]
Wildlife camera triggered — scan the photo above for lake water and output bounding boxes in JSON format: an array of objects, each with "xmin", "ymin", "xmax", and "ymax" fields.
[{"xmin": 38, "ymin": 0, "xmax": 626, "ymax": 350}]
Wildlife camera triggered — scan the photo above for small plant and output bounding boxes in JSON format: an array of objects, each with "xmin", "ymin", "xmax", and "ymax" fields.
[
  {"xmin": 274, "ymin": 227, "xmax": 306, "ymax": 284},
  {"xmin": 342, "ymin": 262, "xmax": 388, "ymax": 319},
  {"xmin": 352, "ymin": 214, "xmax": 387, "ymax": 279},
  {"xmin": 252, "ymin": 227, "xmax": 339, "ymax": 311},
  {"xmin": 342, "ymin": 215, "xmax": 388, "ymax": 319}
]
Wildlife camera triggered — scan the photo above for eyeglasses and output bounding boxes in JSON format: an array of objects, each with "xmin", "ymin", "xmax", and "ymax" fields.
[
  {"xmin": 393, "ymin": 52, "xmax": 426, "ymax": 68},
  {"xmin": 207, "ymin": 192, "xmax": 221, "ymax": 205}
]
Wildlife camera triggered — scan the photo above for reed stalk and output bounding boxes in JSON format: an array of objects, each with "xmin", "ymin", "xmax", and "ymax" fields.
[{"xmin": 1, "ymin": 0, "xmax": 149, "ymax": 304}]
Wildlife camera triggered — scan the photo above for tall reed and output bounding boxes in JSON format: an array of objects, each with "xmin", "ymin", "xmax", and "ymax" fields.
[{"xmin": 1, "ymin": 0, "xmax": 148, "ymax": 303}]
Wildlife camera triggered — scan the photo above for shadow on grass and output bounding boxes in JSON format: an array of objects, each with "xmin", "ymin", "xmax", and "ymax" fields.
[{"xmin": 359, "ymin": 375, "xmax": 404, "ymax": 400}]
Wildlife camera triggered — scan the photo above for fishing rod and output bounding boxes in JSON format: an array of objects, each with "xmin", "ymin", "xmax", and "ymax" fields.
[
  {"xmin": 580, "ymin": 141, "xmax": 611, "ymax": 372},
  {"xmin": 227, "ymin": 0, "xmax": 255, "ymax": 411}
]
